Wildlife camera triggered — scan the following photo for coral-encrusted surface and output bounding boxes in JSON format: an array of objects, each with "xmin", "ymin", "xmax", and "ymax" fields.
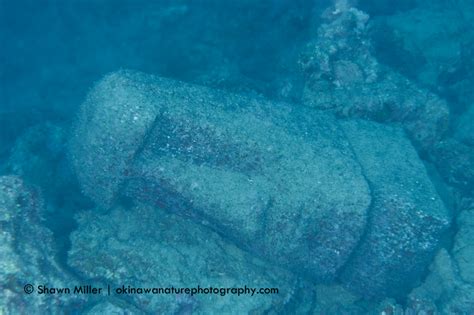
[
  {"xmin": 2, "ymin": 0, "xmax": 474, "ymax": 313},
  {"xmin": 69, "ymin": 70, "xmax": 450, "ymax": 299},
  {"xmin": 68, "ymin": 204, "xmax": 298, "ymax": 314},
  {"xmin": 70, "ymin": 70, "xmax": 372, "ymax": 282},
  {"xmin": 0, "ymin": 176, "xmax": 85, "ymax": 314}
]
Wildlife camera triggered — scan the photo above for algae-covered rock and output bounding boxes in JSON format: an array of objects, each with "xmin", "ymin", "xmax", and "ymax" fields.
[
  {"xmin": 408, "ymin": 206, "xmax": 474, "ymax": 314},
  {"xmin": 453, "ymin": 209, "xmax": 474, "ymax": 285},
  {"xmin": 69, "ymin": 72, "xmax": 163, "ymax": 208},
  {"xmin": 6, "ymin": 122, "xmax": 87, "ymax": 211},
  {"xmin": 373, "ymin": 1, "xmax": 474, "ymax": 107},
  {"xmin": 69, "ymin": 70, "xmax": 449, "ymax": 300},
  {"xmin": 455, "ymin": 104, "xmax": 474, "ymax": 147},
  {"xmin": 311, "ymin": 284, "xmax": 362, "ymax": 314},
  {"xmin": 339, "ymin": 120, "xmax": 450, "ymax": 299},
  {"xmin": 70, "ymin": 70, "xmax": 371, "ymax": 281},
  {"xmin": 0, "ymin": 176, "xmax": 85, "ymax": 314},
  {"xmin": 299, "ymin": 2, "xmax": 450, "ymax": 150},
  {"xmin": 85, "ymin": 302, "xmax": 142, "ymax": 315},
  {"xmin": 7, "ymin": 123, "xmax": 66, "ymax": 184},
  {"xmin": 410, "ymin": 247, "xmax": 474, "ymax": 314},
  {"xmin": 68, "ymin": 204, "xmax": 297, "ymax": 314},
  {"xmin": 432, "ymin": 139, "xmax": 474, "ymax": 194}
]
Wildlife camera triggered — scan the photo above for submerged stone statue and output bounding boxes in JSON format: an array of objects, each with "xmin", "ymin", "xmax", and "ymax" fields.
[{"xmin": 69, "ymin": 70, "xmax": 450, "ymax": 298}]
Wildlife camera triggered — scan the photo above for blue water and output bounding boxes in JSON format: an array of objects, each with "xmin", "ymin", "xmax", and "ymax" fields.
[{"xmin": 1, "ymin": 0, "xmax": 473, "ymax": 314}]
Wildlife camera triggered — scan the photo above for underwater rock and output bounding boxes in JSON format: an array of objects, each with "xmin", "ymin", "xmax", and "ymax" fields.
[
  {"xmin": 69, "ymin": 73, "xmax": 162, "ymax": 208},
  {"xmin": 68, "ymin": 204, "xmax": 297, "ymax": 314},
  {"xmin": 6, "ymin": 122, "xmax": 86, "ymax": 210},
  {"xmin": 70, "ymin": 70, "xmax": 371, "ymax": 281},
  {"xmin": 7, "ymin": 123, "xmax": 67, "ymax": 186},
  {"xmin": 410, "ymin": 247, "xmax": 474, "ymax": 314},
  {"xmin": 0, "ymin": 176, "xmax": 85, "ymax": 314},
  {"xmin": 373, "ymin": 1, "xmax": 474, "ymax": 108},
  {"xmin": 85, "ymin": 302, "xmax": 141, "ymax": 314},
  {"xmin": 431, "ymin": 139, "xmax": 474, "ymax": 194},
  {"xmin": 445, "ymin": 209, "xmax": 474, "ymax": 314},
  {"xmin": 70, "ymin": 70, "xmax": 449, "ymax": 298},
  {"xmin": 339, "ymin": 120, "xmax": 450, "ymax": 299},
  {"xmin": 453, "ymin": 209, "xmax": 474, "ymax": 285},
  {"xmin": 299, "ymin": 2, "xmax": 450, "ymax": 150},
  {"xmin": 408, "ymin": 204, "xmax": 474, "ymax": 314},
  {"xmin": 455, "ymin": 104, "xmax": 474, "ymax": 147},
  {"xmin": 311, "ymin": 284, "xmax": 363, "ymax": 314}
]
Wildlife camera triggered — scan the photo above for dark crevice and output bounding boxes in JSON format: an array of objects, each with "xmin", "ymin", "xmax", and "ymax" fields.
[{"xmin": 334, "ymin": 119, "xmax": 376, "ymax": 284}]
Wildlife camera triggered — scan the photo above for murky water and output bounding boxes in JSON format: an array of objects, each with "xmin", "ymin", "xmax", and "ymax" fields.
[{"xmin": 1, "ymin": 0, "xmax": 473, "ymax": 313}]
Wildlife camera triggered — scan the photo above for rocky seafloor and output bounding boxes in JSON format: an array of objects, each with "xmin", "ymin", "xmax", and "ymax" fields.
[{"xmin": 1, "ymin": 0, "xmax": 474, "ymax": 314}]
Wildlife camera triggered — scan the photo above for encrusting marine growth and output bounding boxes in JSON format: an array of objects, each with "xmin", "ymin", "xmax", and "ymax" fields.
[{"xmin": 69, "ymin": 70, "xmax": 449, "ymax": 299}]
